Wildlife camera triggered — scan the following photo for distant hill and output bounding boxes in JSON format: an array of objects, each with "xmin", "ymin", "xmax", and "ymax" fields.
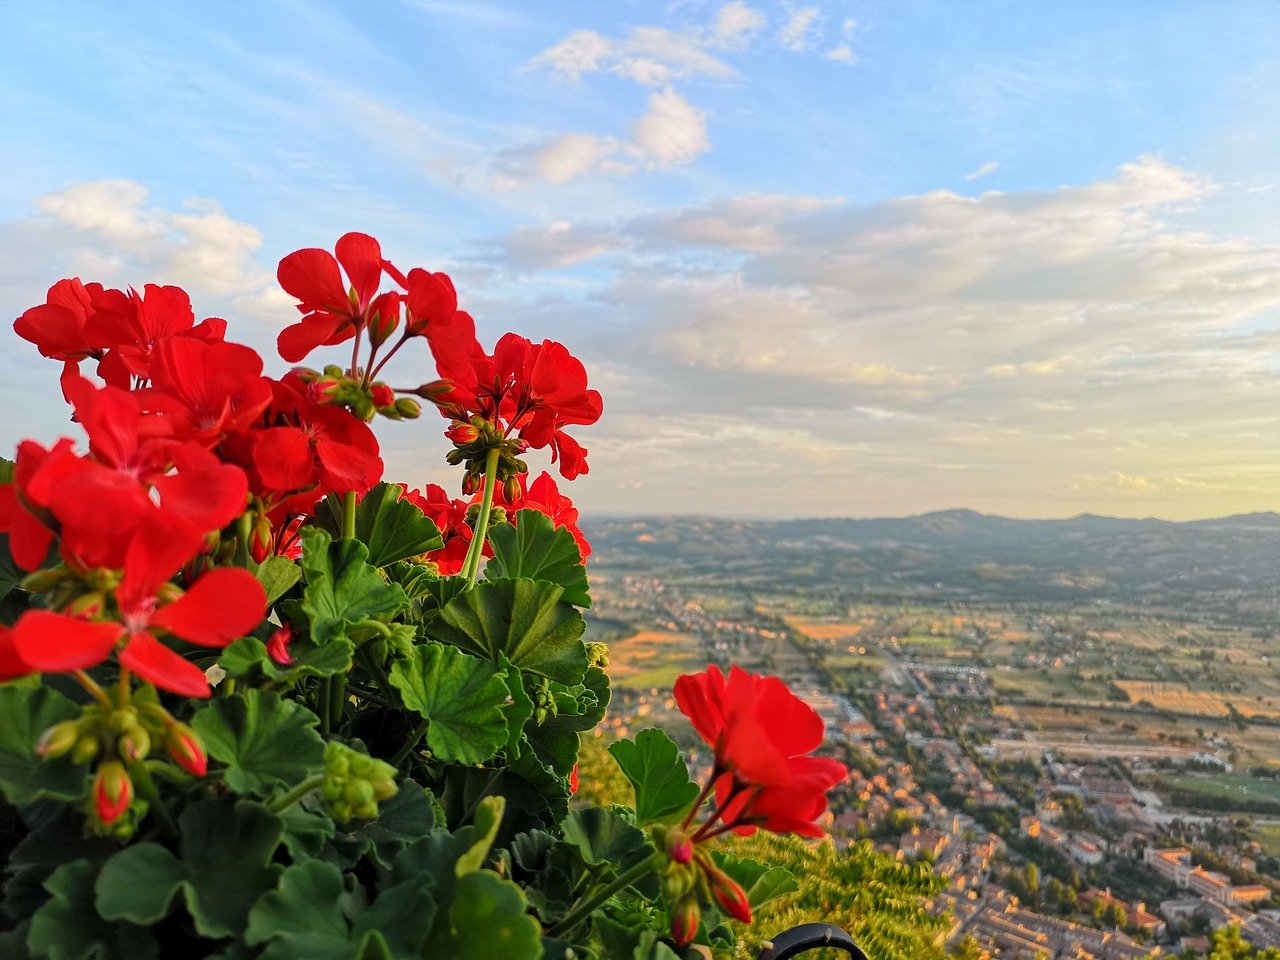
[{"xmin": 582, "ymin": 510, "xmax": 1280, "ymax": 612}]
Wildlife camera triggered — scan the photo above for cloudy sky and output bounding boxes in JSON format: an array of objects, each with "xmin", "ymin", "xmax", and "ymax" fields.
[{"xmin": 2, "ymin": 0, "xmax": 1279, "ymax": 520}]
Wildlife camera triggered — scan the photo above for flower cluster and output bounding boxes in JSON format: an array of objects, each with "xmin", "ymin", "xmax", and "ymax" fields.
[
  {"xmin": 663, "ymin": 665, "xmax": 850, "ymax": 945},
  {"xmin": 1, "ymin": 226, "xmax": 846, "ymax": 960}
]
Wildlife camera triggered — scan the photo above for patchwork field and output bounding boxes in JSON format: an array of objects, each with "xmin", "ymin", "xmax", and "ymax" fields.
[
  {"xmin": 1115, "ymin": 681, "xmax": 1280, "ymax": 719},
  {"xmin": 1158, "ymin": 773, "xmax": 1280, "ymax": 806},
  {"xmin": 606, "ymin": 629, "xmax": 706, "ymax": 690},
  {"xmin": 784, "ymin": 618, "xmax": 869, "ymax": 642}
]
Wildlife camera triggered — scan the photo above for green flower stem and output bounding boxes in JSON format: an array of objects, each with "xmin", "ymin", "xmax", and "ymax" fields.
[
  {"xmin": 389, "ymin": 719, "xmax": 430, "ymax": 768},
  {"xmin": 546, "ymin": 850, "xmax": 665, "ymax": 940},
  {"xmin": 71, "ymin": 670, "xmax": 113, "ymax": 709},
  {"xmin": 320, "ymin": 678, "xmax": 333, "ymax": 736},
  {"xmin": 235, "ymin": 510, "xmax": 252, "ymax": 568},
  {"xmin": 460, "ymin": 447, "xmax": 501, "ymax": 584},
  {"xmin": 328, "ymin": 674, "xmax": 346, "ymax": 729},
  {"xmin": 268, "ymin": 773, "xmax": 327, "ymax": 813},
  {"xmin": 342, "ymin": 490, "xmax": 357, "ymax": 540},
  {"xmin": 129, "ymin": 759, "xmax": 178, "ymax": 839}
]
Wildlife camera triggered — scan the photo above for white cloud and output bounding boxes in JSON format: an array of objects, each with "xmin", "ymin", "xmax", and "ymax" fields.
[
  {"xmin": 25, "ymin": 180, "xmax": 275, "ymax": 301},
  {"xmin": 527, "ymin": 25, "xmax": 734, "ymax": 87},
  {"xmin": 965, "ymin": 161, "xmax": 1000, "ymax": 181},
  {"xmin": 842, "ymin": 17, "xmax": 858, "ymax": 34},
  {"xmin": 636, "ymin": 193, "xmax": 840, "ymax": 252},
  {"xmin": 527, "ymin": 29, "xmax": 612, "ymax": 81},
  {"xmin": 630, "ymin": 88, "xmax": 710, "ymax": 167},
  {"xmin": 779, "ymin": 7, "xmax": 820, "ymax": 52},
  {"xmin": 824, "ymin": 44, "xmax": 855, "ymax": 65},
  {"xmin": 501, "ymin": 220, "xmax": 623, "ymax": 270},
  {"xmin": 712, "ymin": 1, "xmax": 766, "ymax": 48}
]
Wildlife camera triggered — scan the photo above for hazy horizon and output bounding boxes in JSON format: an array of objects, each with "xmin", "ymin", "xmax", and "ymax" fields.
[{"xmin": 2, "ymin": 0, "xmax": 1278, "ymax": 520}]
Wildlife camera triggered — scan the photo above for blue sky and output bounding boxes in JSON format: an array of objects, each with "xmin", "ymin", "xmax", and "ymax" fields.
[{"xmin": 1, "ymin": 0, "xmax": 1279, "ymax": 519}]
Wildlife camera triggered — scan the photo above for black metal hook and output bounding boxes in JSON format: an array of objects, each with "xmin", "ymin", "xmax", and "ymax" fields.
[{"xmin": 758, "ymin": 923, "xmax": 868, "ymax": 959}]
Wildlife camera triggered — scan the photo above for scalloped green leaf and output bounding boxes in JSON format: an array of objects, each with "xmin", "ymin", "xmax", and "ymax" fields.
[
  {"xmin": 95, "ymin": 797, "xmax": 284, "ymax": 939},
  {"xmin": 190, "ymin": 690, "xmax": 325, "ymax": 796},
  {"xmin": 430, "ymin": 578, "xmax": 587, "ymax": 685},
  {"xmin": 485, "ymin": 509, "xmax": 590, "ymax": 608},
  {"xmin": 388, "ymin": 642, "xmax": 509, "ymax": 765},
  {"xmin": 437, "ymin": 871, "xmax": 541, "ymax": 960},
  {"xmin": 560, "ymin": 807, "xmax": 650, "ymax": 872},
  {"xmin": 245, "ymin": 860, "xmax": 436, "ymax": 960},
  {"xmin": 220, "ymin": 635, "xmax": 353, "ymax": 683},
  {"xmin": 608, "ymin": 728, "xmax": 700, "ymax": 827},
  {"xmin": 300, "ymin": 526, "xmax": 408, "ymax": 644},
  {"xmin": 254, "ymin": 556, "xmax": 302, "ymax": 604},
  {"xmin": 314, "ymin": 482, "xmax": 445, "ymax": 568},
  {"xmin": 0, "ymin": 684, "xmax": 88, "ymax": 805},
  {"xmin": 28, "ymin": 861, "xmax": 158, "ymax": 960}
]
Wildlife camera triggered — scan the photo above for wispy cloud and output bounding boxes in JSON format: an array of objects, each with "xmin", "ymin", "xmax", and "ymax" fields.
[
  {"xmin": 965, "ymin": 160, "xmax": 1000, "ymax": 181},
  {"xmin": 779, "ymin": 7, "xmax": 821, "ymax": 52}
]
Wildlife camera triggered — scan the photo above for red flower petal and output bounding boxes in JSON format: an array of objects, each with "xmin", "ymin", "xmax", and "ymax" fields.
[
  {"xmin": 13, "ymin": 611, "xmax": 123, "ymax": 671},
  {"xmin": 151, "ymin": 567, "xmax": 266, "ymax": 648},
  {"xmin": 335, "ymin": 233, "xmax": 383, "ymax": 311},
  {"xmin": 277, "ymin": 248, "xmax": 345, "ymax": 308},
  {"xmin": 253, "ymin": 427, "xmax": 316, "ymax": 491},
  {"xmin": 118, "ymin": 630, "xmax": 212, "ymax": 697}
]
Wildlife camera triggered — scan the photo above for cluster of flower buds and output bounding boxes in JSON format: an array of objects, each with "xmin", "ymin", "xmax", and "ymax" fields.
[
  {"xmin": 653, "ymin": 825, "xmax": 752, "ymax": 948},
  {"xmin": 443, "ymin": 416, "xmax": 530, "ymax": 497},
  {"xmin": 21, "ymin": 566, "xmax": 120, "ymax": 621},
  {"xmin": 321, "ymin": 741, "xmax": 398, "ymax": 823},
  {"xmin": 292, "ymin": 364, "xmax": 421, "ymax": 423},
  {"xmin": 37, "ymin": 696, "xmax": 206, "ymax": 829}
]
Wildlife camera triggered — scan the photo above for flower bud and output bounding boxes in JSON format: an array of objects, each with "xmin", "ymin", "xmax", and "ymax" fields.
[
  {"xmin": 569, "ymin": 763, "xmax": 579, "ymax": 796},
  {"xmin": 370, "ymin": 383, "xmax": 395, "ymax": 408},
  {"xmin": 446, "ymin": 421, "xmax": 481, "ymax": 445},
  {"xmin": 352, "ymin": 394, "xmax": 376, "ymax": 423},
  {"xmin": 20, "ymin": 568, "xmax": 68, "ymax": 594},
  {"xmin": 36, "ymin": 720, "xmax": 82, "ymax": 759},
  {"xmin": 312, "ymin": 376, "xmax": 344, "ymax": 404},
  {"xmin": 671, "ymin": 897, "xmax": 699, "ymax": 948},
  {"xmin": 367, "ymin": 307, "xmax": 399, "ymax": 348},
  {"xmin": 249, "ymin": 516, "xmax": 273, "ymax": 565},
  {"xmin": 503, "ymin": 477, "xmax": 522, "ymax": 503},
  {"xmin": 93, "ymin": 761, "xmax": 133, "ymax": 825},
  {"xmin": 408, "ymin": 379, "xmax": 455, "ymax": 402},
  {"xmin": 662, "ymin": 863, "xmax": 696, "ymax": 899},
  {"xmin": 156, "ymin": 582, "xmax": 185, "ymax": 605},
  {"xmin": 394, "ymin": 397, "xmax": 421, "ymax": 419},
  {"xmin": 266, "ymin": 625, "xmax": 294, "ymax": 665},
  {"xmin": 65, "ymin": 591, "xmax": 106, "ymax": 619},
  {"xmin": 710, "ymin": 871, "xmax": 752, "ymax": 923},
  {"xmin": 72, "ymin": 734, "xmax": 101, "ymax": 765},
  {"xmin": 166, "ymin": 723, "xmax": 208, "ymax": 777},
  {"xmin": 666, "ymin": 827, "xmax": 693, "ymax": 864},
  {"xmin": 291, "ymin": 366, "xmax": 320, "ymax": 383},
  {"xmin": 118, "ymin": 726, "xmax": 151, "ymax": 763}
]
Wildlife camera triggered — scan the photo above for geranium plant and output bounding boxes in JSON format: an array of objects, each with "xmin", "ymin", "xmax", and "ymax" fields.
[{"xmin": 0, "ymin": 232, "xmax": 848, "ymax": 960}]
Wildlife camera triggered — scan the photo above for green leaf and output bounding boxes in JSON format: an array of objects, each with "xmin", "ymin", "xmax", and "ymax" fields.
[
  {"xmin": 191, "ymin": 690, "xmax": 325, "ymax": 796},
  {"xmin": 437, "ymin": 871, "xmax": 541, "ymax": 960},
  {"xmin": 499, "ymin": 655, "xmax": 534, "ymax": 756},
  {"xmin": 560, "ymin": 807, "xmax": 651, "ymax": 871},
  {"xmin": 0, "ymin": 684, "xmax": 88, "ymax": 805},
  {"xmin": 388, "ymin": 642, "xmax": 509, "ymax": 765},
  {"xmin": 485, "ymin": 510, "xmax": 590, "ymax": 608},
  {"xmin": 300, "ymin": 526, "xmax": 408, "ymax": 644},
  {"xmin": 96, "ymin": 797, "xmax": 284, "ymax": 938},
  {"xmin": 314, "ymin": 482, "xmax": 445, "ymax": 568},
  {"xmin": 712, "ymin": 853, "xmax": 799, "ymax": 910},
  {"xmin": 0, "ymin": 536, "xmax": 23, "ymax": 605},
  {"xmin": 328, "ymin": 782, "xmax": 437, "ymax": 869},
  {"xmin": 608, "ymin": 729, "xmax": 700, "ymax": 827},
  {"xmin": 2, "ymin": 810, "xmax": 115, "ymax": 922},
  {"xmin": 430, "ymin": 579, "xmax": 587, "ymax": 685},
  {"xmin": 246, "ymin": 860, "xmax": 436, "ymax": 960},
  {"xmin": 220, "ymin": 635, "xmax": 353, "ymax": 683},
  {"xmin": 28, "ymin": 861, "xmax": 158, "ymax": 960},
  {"xmin": 254, "ymin": 556, "xmax": 302, "ymax": 604},
  {"xmin": 453, "ymin": 796, "xmax": 505, "ymax": 876}
]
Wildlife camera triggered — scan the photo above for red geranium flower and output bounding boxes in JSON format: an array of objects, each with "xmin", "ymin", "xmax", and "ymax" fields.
[
  {"xmin": 277, "ymin": 232, "xmax": 399, "ymax": 363},
  {"xmin": 13, "ymin": 515, "xmax": 266, "ymax": 697},
  {"xmin": 84, "ymin": 283, "xmax": 226, "ymax": 387},
  {"xmin": 138, "ymin": 338, "xmax": 273, "ymax": 444},
  {"xmin": 674, "ymin": 666, "xmax": 847, "ymax": 837},
  {"xmin": 403, "ymin": 483, "xmax": 477, "ymax": 575}
]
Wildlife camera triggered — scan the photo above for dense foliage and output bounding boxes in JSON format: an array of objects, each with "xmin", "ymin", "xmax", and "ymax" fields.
[{"xmin": 0, "ymin": 233, "xmax": 876, "ymax": 960}]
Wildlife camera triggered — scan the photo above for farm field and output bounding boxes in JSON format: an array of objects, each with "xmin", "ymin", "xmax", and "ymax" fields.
[
  {"xmin": 606, "ymin": 629, "xmax": 706, "ymax": 690},
  {"xmin": 1115, "ymin": 681, "xmax": 1280, "ymax": 719},
  {"xmin": 993, "ymin": 669, "xmax": 1111, "ymax": 702},
  {"xmin": 784, "ymin": 618, "xmax": 870, "ymax": 642},
  {"xmin": 1254, "ymin": 824, "xmax": 1280, "ymax": 857},
  {"xmin": 1158, "ymin": 773, "xmax": 1280, "ymax": 806}
]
